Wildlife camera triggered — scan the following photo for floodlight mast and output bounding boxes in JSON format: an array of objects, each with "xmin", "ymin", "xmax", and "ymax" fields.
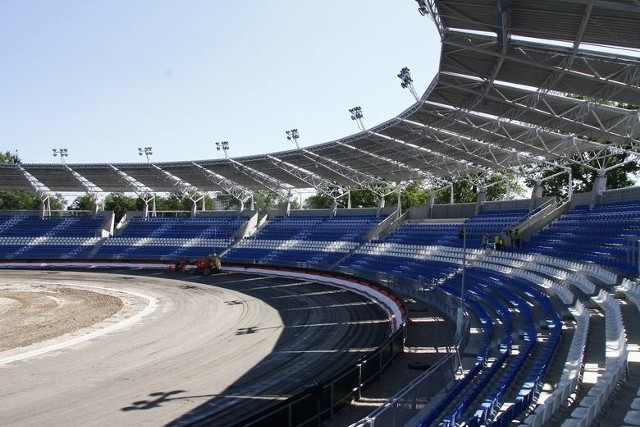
[
  {"xmin": 138, "ymin": 146, "xmax": 153, "ymax": 163},
  {"xmin": 52, "ymin": 148, "xmax": 69, "ymax": 165},
  {"xmin": 215, "ymin": 141, "xmax": 230, "ymax": 159},
  {"xmin": 285, "ymin": 129, "xmax": 300, "ymax": 150},
  {"xmin": 349, "ymin": 106, "xmax": 365, "ymax": 131},
  {"xmin": 398, "ymin": 67, "xmax": 420, "ymax": 102}
]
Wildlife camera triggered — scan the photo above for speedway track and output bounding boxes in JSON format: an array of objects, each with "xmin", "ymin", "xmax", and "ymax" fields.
[{"xmin": 0, "ymin": 269, "xmax": 391, "ymax": 426}]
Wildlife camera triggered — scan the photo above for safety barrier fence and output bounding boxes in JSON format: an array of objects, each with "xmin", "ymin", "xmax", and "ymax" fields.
[
  {"xmin": 227, "ymin": 266, "xmax": 464, "ymax": 427},
  {"xmin": 218, "ymin": 330, "xmax": 405, "ymax": 427},
  {"xmin": 199, "ymin": 259, "xmax": 465, "ymax": 427}
]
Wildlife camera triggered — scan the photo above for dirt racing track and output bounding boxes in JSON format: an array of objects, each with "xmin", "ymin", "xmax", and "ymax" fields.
[{"xmin": 0, "ymin": 269, "xmax": 393, "ymax": 426}]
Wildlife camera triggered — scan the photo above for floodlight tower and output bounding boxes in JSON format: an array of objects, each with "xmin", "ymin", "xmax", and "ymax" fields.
[
  {"xmin": 349, "ymin": 106, "xmax": 365, "ymax": 131},
  {"xmin": 215, "ymin": 141, "xmax": 230, "ymax": 158},
  {"xmin": 52, "ymin": 148, "xmax": 69, "ymax": 165},
  {"xmin": 398, "ymin": 67, "xmax": 420, "ymax": 102},
  {"xmin": 138, "ymin": 146, "xmax": 153, "ymax": 163},
  {"xmin": 285, "ymin": 129, "xmax": 300, "ymax": 149}
]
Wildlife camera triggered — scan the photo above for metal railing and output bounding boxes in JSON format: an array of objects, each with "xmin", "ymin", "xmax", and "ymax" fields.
[
  {"xmin": 344, "ymin": 273, "xmax": 466, "ymax": 427},
  {"xmin": 220, "ymin": 327, "xmax": 406, "ymax": 427}
]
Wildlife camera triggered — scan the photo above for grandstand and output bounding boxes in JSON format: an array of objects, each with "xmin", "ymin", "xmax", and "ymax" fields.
[{"xmin": 2, "ymin": 0, "xmax": 640, "ymax": 426}]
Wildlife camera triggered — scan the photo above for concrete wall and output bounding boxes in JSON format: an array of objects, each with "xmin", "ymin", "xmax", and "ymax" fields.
[
  {"xmin": 197, "ymin": 210, "xmax": 256, "ymax": 218},
  {"xmin": 481, "ymin": 199, "xmax": 532, "ymax": 211},
  {"xmin": 600, "ymin": 186, "xmax": 640, "ymax": 204},
  {"xmin": 431, "ymin": 202, "xmax": 476, "ymax": 219}
]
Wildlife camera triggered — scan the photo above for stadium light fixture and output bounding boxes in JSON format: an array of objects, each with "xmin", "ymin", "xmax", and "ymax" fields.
[
  {"xmin": 138, "ymin": 146, "xmax": 153, "ymax": 163},
  {"xmin": 415, "ymin": 0, "xmax": 429, "ymax": 16},
  {"xmin": 52, "ymin": 148, "xmax": 69, "ymax": 165},
  {"xmin": 397, "ymin": 67, "xmax": 420, "ymax": 102},
  {"xmin": 349, "ymin": 106, "xmax": 365, "ymax": 131},
  {"xmin": 285, "ymin": 129, "xmax": 300, "ymax": 150},
  {"xmin": 215, "ymin": 141, "xmax": 230, "ymax": 159}
]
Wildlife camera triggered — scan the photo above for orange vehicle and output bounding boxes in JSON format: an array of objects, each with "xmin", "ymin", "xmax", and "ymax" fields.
[
  {"xmin": 194, "ymin": 257, "xmax": 213, "ymax": 274},
  {"xmin": 172, "ymin": 253, "xmax": 222, "ymax": 275}
]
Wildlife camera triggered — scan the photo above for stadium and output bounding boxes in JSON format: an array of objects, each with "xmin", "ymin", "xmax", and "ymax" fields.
[{"xmin": 1, "ymin": 1, "xmax": 640, "ymax": 426}]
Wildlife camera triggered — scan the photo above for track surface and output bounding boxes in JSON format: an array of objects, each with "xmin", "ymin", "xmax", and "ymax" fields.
[{"xmin": 0, "ymin": 269, "xmax": 390, "ymax": 426}]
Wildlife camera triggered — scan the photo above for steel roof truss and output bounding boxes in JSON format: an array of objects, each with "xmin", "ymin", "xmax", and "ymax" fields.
[
  {"xmin": 191, "ymin": 162, "xmax": 253, "ymax": 204},
  {"xmin": 440, "ymin": 74, "xmax": 636, "ymax": 145},
  {"xmin": 442, "ymin": 33, "xmax": 640, "ymax": 95},
  {"xmin": 367, "ymin": 133, "xmax": 476, "ymax": 178},
  {"xmin": 109, "ymin": 165, "xmax": 155, "ymax": 202},
  {"xmin": 367, "ymin": 130, "xmax": 465, "ymax": 171},
  {"xmin": 150, "ymin": 164, "xmax": 203, "ymax": 203},
  {"xmin": 334, "ymin": 141, "xmax": 433, "ymax": 185},
  {"xmin": 266, "ymin": 155, "xmax": 340, "ymax": 195},
  {"xmin": 321, "ymin": 147, "xmax": 396, "ymax": 181},
  {"xmin": 395, "ymin": 120, "xmax": 519, "ymax": 170},
  {"xmin": 64, "ymin": 165, "xmax": 103, "ymax": 196},
  {"xmin": 300, "ymin": 148, "xmax": 386, "ymax": 187},
  {"xmin": 415, "ymin": 100, "xmax": 605, "ymax": 160},
  {"xmin": 226, "ymin": 158, "xmax": 290, "ymax": 198},
  {"xmin": 16, "ymin": 165, "xmax": 51, "ymax": 199}
]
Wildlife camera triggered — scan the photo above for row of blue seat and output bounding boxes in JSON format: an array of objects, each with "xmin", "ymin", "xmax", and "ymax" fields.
[
  {"xmin": 0, "ymin": 215, "xmax": 105, "ymax": 238},
  {"xmin": 418, "ymin": 269, "xmax": 561, "ymax": 427},
  {"xmin": 417, "ymin": 288, "xmax": 494, "ymax": 427}
]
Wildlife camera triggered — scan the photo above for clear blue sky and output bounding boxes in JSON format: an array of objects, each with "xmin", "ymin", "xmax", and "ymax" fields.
[{"xmin": 1, "ymin": 1, "xmax": 440, "ymax": 165}]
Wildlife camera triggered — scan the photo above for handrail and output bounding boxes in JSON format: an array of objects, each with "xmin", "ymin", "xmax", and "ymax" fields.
[{"xmin": 365, "ymin": 209, "xmax": 405, "ymax": 241}]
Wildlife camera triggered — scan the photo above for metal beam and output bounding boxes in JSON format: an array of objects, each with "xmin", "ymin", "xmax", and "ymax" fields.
[{"xmin": 191, "ymin": 162, "xmax": 253, "ymax": 206}]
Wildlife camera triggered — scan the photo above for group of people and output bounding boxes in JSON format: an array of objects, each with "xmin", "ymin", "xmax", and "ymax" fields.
[{"xmin": 482, "ymin": 228, "xmax": 523, "ymax": 251}]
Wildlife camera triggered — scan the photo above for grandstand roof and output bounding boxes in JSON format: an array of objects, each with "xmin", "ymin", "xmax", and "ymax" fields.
[{"xmin": 3, "ymin": 0, "xmax": 640, "ymax": 197}]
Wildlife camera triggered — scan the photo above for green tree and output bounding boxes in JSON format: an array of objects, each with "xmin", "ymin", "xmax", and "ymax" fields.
[
  {"xmin": 433, "ymin": 181, "xmax": 476, "ymax": 204},
  {"xmin": 68, "ymin": 195, "xmax": 97, "ymax": 211},
  {"xmin": 304, "ymin": 193, "xmax": 332, "ymax": 209},
  {"xmin": 304, "ymin": 184, "xmax": 429, "ymax": 212},
  {"xmin": 431, "ymin": 174, "xmax": 522, "ymax": 204},
  {"xmin": 216, "ymin": 191, "xmax": 297, "ymax": 214},
  {"xmin": 253, "ymin": 191, "xmax": 298, "ymax": 215},
  {"xmin": 347, "ymin": 188, "xmax": 378, "ymax": 208},
  {"xmin": 524, "ymin": 151, "xmax": 640, "ymax": 198},
  {"xmin": 485, "ymin": 174, "xmax": 525, "ymax": 201},
  {"xmin": 384, "ymin": 181, "xmax": 430, "ymax": 211},
  {"xmin": 49, "ymin": 193, "xmax": 67, "ymax": 212},
  {"xmin": 0, "ymin": 151, "xmax": 39, "ymax": 210},
  {"xmin": 216, "ymin": 192, "xmax": 242, "ymax": 210},
  {"xmin": 154, "ymin": 192, "xmax": 194, "ymax": 212},
  {"xmin": 0, "ymin": 190, "xmax": 39, "ymax": 210},
  {"xmin": 524, "ymin": 98, "xmax": 640, "ymax": 197},
  {"xmin": 0, "ymin": 151, "xmax": 20, "ymax": 164},
  {"xmin": 104, "ymin": 193, "xmax": 141, "ymax": 223}
]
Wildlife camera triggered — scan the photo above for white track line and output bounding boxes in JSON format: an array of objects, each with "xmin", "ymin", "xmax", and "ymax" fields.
[{"xmin": 0, "ymin": 285, "xmax": 158, "ymax": 366}]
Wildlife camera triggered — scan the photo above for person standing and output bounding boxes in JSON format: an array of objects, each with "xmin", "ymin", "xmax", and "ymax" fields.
[
  {"xmin": 482, "ymin": 233, "xmax": 489, "ymax": 250},
  {"xmin": 506, "ymin": 228, "xmax": 514, "ymax": 250},
  {"xmin": 494, "ymin": 234, "xmax": 502, "ymax": 251},
  {"xmin": 513, "ymin": 229, "xmax": 523, "ymax": 250}
]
